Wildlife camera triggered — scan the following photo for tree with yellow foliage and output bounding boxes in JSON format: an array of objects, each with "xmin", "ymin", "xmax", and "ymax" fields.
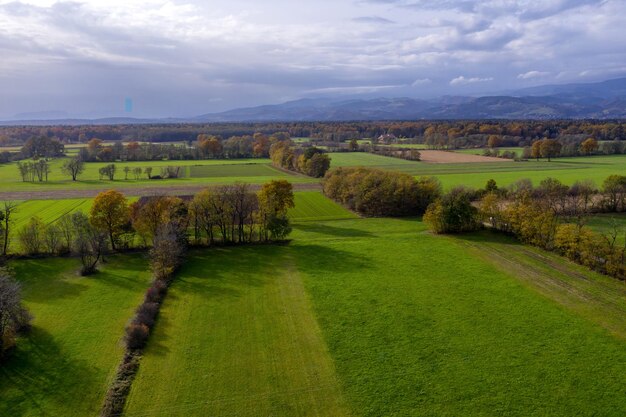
[{"xmin": 90, "ymin": 190, "xmax": 130, "ymax": 251}]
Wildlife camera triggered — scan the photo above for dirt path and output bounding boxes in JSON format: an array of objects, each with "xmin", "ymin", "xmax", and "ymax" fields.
[
  {"xmin": 419, "ymin": 150, "xmax": 512, "ymax": 163},
  {"xmin": 0, "ymin": 182, "xmax": 322, "ymax": 200},
  {"xmin": 459, "ymin": 236, "xmax": 626, "ymax": 339}
]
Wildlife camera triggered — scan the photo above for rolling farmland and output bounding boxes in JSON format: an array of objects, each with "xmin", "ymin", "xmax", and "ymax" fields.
[
  {"xmin": 330, "ymin": 152, "xmax": 626, "ymax": 189},
  {"xmin": 0, "ymin": 255, "xmax": 151, "ymax": 417},
  {"xmin": 121, "ymin": 217, "xmax": 626, "ymax": 416}
]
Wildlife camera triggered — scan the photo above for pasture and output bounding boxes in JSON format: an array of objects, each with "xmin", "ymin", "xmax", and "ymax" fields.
[
  {"xmin": 2, "ymin": 164, "xmax": 626, "ymax": 416},
  {"xmin": 0, "ymin": 255, "xmax": 151, "ymax": 417},
  {"xmin": 455, "ymin": 147, "xmax": 525, "ymax": 155},
  {"xmin": 578, "ymin": 213, "xmax": 626, "ymax": 245},
  {"xmin": 123, "ymin": 217, "xmax": 626, "ymax": 416},
  {"xmin": 329, "ymin": 152, "xmax": 626, "ymax": 189},
  {"xmin": 0, "ymin": 157, "xmax": 313, "ymax": 193}
]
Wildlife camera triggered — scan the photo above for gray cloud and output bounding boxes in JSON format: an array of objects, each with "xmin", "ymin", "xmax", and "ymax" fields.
[
  {"xmin": 0, "ymin": 0, "xmax": 624, "ymax": 119},
  {"xmin": 352, "ymin": 16, "xmax": 395, "ymax": 24}
]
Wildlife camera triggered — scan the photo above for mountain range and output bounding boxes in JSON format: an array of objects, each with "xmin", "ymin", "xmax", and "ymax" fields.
[{"xmin": 2, "ymin": 78, "xmax": 625, "ymax": 125}]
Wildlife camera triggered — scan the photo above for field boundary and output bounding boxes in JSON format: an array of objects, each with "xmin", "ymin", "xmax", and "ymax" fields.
[{"xmin": 0, "ymin": 182, "xmax": 322, "ymax": 200}]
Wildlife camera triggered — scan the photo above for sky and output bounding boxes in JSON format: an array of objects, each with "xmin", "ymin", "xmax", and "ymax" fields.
[{"xmin": 0, "ymin": 0, "xmax": 625, "ymax": 119}]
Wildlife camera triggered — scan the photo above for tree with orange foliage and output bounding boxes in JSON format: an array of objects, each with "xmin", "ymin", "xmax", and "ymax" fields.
[
  {"xmin": 90, "ymin": 190, "xmax": 130, "ymax": 250},
  {"xmin": 580, "ymin": 137, "xmax": 598, "ymax": 155}
]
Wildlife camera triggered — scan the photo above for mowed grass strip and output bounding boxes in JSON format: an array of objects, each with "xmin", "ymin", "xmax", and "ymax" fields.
[
  {"xmin": 0, "ymin": 254, "xmax": 151, "ymax": 417},
  {"xmin": 291, "ymin": 218, "xmax": 626, "ymax": 416},
  {"xmin": 289, "ymin": 192, "xmax": 357, "ymax": 222},
  {"xmin": 124, "ymin": 247, "xmax": 350, "ymax": 417}
]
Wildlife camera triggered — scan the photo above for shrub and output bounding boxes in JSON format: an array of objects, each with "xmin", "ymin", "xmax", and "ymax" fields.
[
  {"xmin": 323, "ymin": 167, "xmax": 441, "ymax": 217},
  {"xmin": 145, "ymin": 280, "xmax": 167, "ymax": 303},
  {"xmin": 267, "ymin": 214, "xmax": 292, "ymax": 241},
  {"xmin": 134, "ymin": 302, "xmax": 159, "ymax": 328},
  {"xmin": 424, "ymin": 187, "xmax": 481, "ymax": 234},
  {"xmin": 125, "ymin": 323, "xmax": 149, "ymax": 350}
]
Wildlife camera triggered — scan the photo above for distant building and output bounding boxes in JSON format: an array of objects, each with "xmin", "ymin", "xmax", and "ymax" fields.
[{"xmin": 377, "ymin": 133, "xmax": 397, "ymax": 144}]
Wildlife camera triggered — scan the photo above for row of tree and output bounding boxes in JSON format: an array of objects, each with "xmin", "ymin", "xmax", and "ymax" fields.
[
  {"xmin": 323, "ymin": 167, "xmax": 441, "ymax": 216},
  {"xmin": 17, "ymin": 160, "xmax": 51, "ymax": 182},
  {"xmin": 423, "ymin": 175, "xmax": 626, "ymax": 281},
  {"xmin": 76, "ymin": 133, "xmax": 289, "ymax": 163},
  {"xmin": 269, "ymin": 142, "xmax": 331, "ymax": 178},
  {"xmin": 18, "ymin": 157, "xmax": 181, "ymax": 182},
  {"xmin": 10, "ymin": 181, "xmax": 295, "ymax": 262},
  {"xmin": 2, "ymin": 121, "xmax": 623, "ymax": 147}
]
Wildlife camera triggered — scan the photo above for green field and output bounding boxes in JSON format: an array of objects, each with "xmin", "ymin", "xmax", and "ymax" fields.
[
  {"xmin": 455, "ymin": 147, "xmax": 525, "ymax": 155},
  {"xmin": 0, "ymin": 254, "xmax": 151, "ymax": 417},
  {"xmin": 577, "ymin": 213, "xmax": 626, "ymax": 245},
  {"xmin": 290, "ymin": 192, "xmax": 357, "ymax": 221},
  {"xmin": 0, "ymin": 157, "xmax": 313, "ymax": 192},
  {"xmin": 329, "ymin": 152, "xmax": 626, "ymax": 189},
  {"xmin": 122, "ymin": 217, "xmax": 626, "ymax": 416}
]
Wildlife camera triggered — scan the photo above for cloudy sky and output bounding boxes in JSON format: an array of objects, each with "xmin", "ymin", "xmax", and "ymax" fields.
[{"xmin": 0, "ymin": 0, "xmax": 625, "ymax": 119}]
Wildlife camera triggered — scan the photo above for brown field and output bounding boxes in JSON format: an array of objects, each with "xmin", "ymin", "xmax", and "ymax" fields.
[{"xmin": 419, "ymin": 150, "xmax": 512, "ymax": 163}]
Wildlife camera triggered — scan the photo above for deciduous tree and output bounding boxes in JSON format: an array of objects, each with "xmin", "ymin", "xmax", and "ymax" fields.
[{"xmin": 90, "ymin": 190, "xmax": 130, "ymax": 250}]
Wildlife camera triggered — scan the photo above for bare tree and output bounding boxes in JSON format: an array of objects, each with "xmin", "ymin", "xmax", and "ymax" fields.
[
  {"xmin": 1, "ymin": 202, "xmax": 17, "ymax": 257},
  {"xmin": 71, "ymin": 212, "xmax": 107, "ymax": 276},
  {"xmin": 0, "ymin": 271, "xmax": 32, "ymax": 356},
  {"xmin": 61, "ymin": 157, "xmax": 85, "ymax": 181}
]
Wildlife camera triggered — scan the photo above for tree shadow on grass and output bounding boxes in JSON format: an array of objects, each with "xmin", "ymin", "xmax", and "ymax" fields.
[
  {"xmin": 288, "ymin": 243, "xmax": 372, "ymax": 275},
  {"xmin": 451, "ymin": 229, "xmax": 523, "ymax": 246},
  {"xmin": 0, "ymin": 327, "xmax": 100, "ymax": 417},
  {"xmin": 294, "ymin": 222, "xmax": 374, "ymax": 238},
  {"xmin": 10, "ymin": 258, "xmax": 90, "ymax": 304}
]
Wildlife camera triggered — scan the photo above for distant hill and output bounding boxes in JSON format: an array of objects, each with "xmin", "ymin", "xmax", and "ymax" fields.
[
  {"xmin": 2, "ymin": 78, "xmax": 625, "ymax": 125},
  {"xmin": 195, "ymin": 78, "xmax": 626, "ymax": 121}
]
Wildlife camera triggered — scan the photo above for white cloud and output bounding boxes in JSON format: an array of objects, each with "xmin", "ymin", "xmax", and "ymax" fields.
[
  {"xmin": 449, "ymin": 76, "xmax": 493, "ymax": 86},
  {"xmin": 411, "ymin": 78, "xmax": 432, "ymax": 86},
  {"xmin": 517, "ymin": 70, "xmax": 550, "ymax": 79}
]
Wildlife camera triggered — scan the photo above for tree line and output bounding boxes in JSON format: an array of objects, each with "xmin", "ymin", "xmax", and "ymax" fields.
[
  {"xmin": 323, "ymin": 167, "xmax": 441, "ymax": 216},
  {"xmin": 18, "ymin": 157, "xmax": 183, "ymax": 182},
  {"xmin": 1, "ymin": 121, "xmax": 624, "ymax": 147},
  {"xmin": 76, "ymin": 133, "xmax": 288, "ymax": 163},
  {"xmin": 7, "ymin": 181, "xmax": 295, "ymax": 267},
  {"xmin": 269, "ymin": 142, "xmax": 331, "ymax": 178},
  {"xmin": 424, "ymin": 175, "xmax": 626, "ymax": 281}
]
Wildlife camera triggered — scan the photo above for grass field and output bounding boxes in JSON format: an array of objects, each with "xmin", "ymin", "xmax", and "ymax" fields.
[
  {"xmin": 0, "ymin": 157, "xmax": 313, "ymax": 193},
  {"xmin": 289, "ymin": 192, "xmax": 357, "ymax": 221},
  {"xmin": 123, "ymin": 217, "xmax": 626, "ymax": 416},
  {"xmin": 8, "ymin": 192, "xmax": 347, "ymax": 229},
  {"xmin": 329, "ymin": 152, "xmax": 626, "ymax": 189},
  {"xmin": 578, "ymin": 213, "xmax": 626, "ymax": 245},
  {"xmin": 0, "ymin": 254, "xmax": 151, "ymax": 417},
  {"xmin": 455, "ymin": 147, "xmax": 525, "ymax": 155}
]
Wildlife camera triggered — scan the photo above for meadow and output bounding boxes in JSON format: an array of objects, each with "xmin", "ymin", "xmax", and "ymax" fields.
[
  {"xmin": 455, "ymin": 147, "xmax": 525, "ymax": 155},
  {"xmin": 3, "ymin": 148, "xmax": 626, "ymax": 417},
  {"xmin": 122, "ymin": 216, "xmax": 626, "ymax": 416},
  {"xmin": 329, "ymin": 152, "xmax": 626, "ymax": 189},
  {"xmin": 0, "ymin": 157, "xmax": 313, "ymax": 193},
  {"xmin": 576, "ymin": 212, "xmax": 626, "ymax": 245},
  {"xmin": 0, "ymin": 254, "xmax": 151, "ymax": 417}
]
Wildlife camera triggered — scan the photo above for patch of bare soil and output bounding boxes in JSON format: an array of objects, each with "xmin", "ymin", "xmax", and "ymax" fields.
[{"xmin": 419, "ymin": 150, "xmax": 512, "ymax": 163}]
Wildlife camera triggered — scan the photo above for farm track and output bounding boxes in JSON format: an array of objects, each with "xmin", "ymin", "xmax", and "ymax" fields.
[
  {"xmin": 461, "ymin": 236, "xmax": 626, "ymax": 339},
  {"xmin": 0, "ymin": 182, "xmax": 322, "ymax": 200}
]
